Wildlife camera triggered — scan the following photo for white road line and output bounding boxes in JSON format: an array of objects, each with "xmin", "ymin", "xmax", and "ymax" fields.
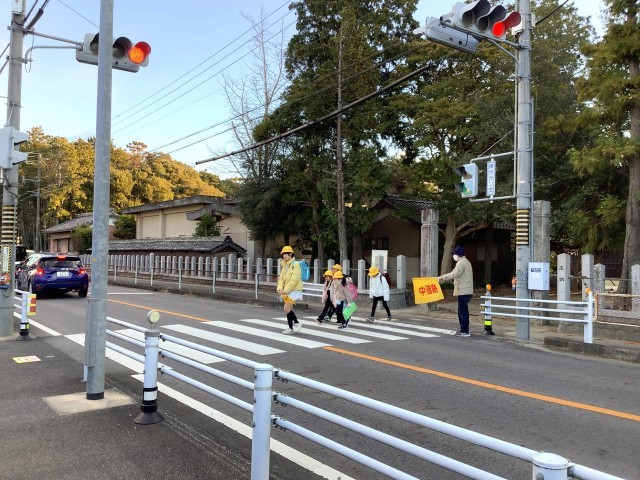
[
  {"xmin": 26, "ymin": 319, "xmax": 62, "ymax": 336},
  {"xmin": 115, "ymin": 329, "xmax": 225, "ymax": 364},
  {"xmin": 294, "ymin": 317, "xmax": 410, "ymax": 340},
  {"xmin": 205, "ymin": 321, "xmax": 330, "ymax": 348},
  {"xmin": 66, "ymin": 333, "xmax": 144, "ymax": 373},
  {"xmin": 107, "ymin": 292, "xmax": 155, "ymax": 295},
  {"xmin": 339, "ymin": 318, "xmax": 442, "ymax": 338},
  {"xmin": 353, "ymin": 319, "xmax": 456, "ymax": 335},
  {"xmin": 131, "ymin": 375, "xmax": 355, "ymax": 480},
  {"xmin": 162, "ymin": 324, "xmax": 285, "ymax": 356},
  {"xmin": 239, "ymin": 318, "xmax": 372, "ymax": 344}
]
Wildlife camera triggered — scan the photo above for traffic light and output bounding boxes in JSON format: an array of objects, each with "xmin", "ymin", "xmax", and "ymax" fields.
[
  {"xmin": 76, "ymin": 33, "xmax": 151, "ymax": 73},
  {"xmin": 454, "ymin": 163, "xmax": 478, "ymax": 197},
  {"xmin": 414, "ymin": 17, "xmax": 479, "ymax": 53},
  {"xmin": 451, "ymin": 0, "xmax": 521, "ymax": 41},
  {"xmin": 0, "ymin": 126, "xmax": 28, "ymax": 169}
]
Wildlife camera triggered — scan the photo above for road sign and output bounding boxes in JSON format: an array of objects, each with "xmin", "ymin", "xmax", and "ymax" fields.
[{"xmin": 487, "ymin": 159, "xmax": 496, "ymax": 197}]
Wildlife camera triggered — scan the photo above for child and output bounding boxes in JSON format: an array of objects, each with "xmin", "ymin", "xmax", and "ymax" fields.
[
  {"xmin": 331, "ymin": 270, "xmax": 353, "ymax": 329},
  {"xmin": 277, "ymin": 246, "xmax": 303, "ymax": 334},
  {"xmin": 365, "ymin": 266, "xmax": 392, "ymax": 322},
  {"xmin": 316, "ymin": 270, "xmax": 335, "ymax": 324}
]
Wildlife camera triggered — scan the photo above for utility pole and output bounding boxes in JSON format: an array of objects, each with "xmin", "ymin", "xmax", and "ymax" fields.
[
  {"xmin": 514, "ymin": 0, "xmax": 533, "ymax": 340},
  {"xmin": 34, "ymin": 154, "xmax": 41, "ymax": 252},
  {"xmin": 85, "ymin": 0, "xmax": 114, "ymax": 400},
  {"xmin": 0, "ymin": 2, "xmax": 25, "ymax": 337},
  {"xmin": 336, "ymin": 25, "xmax": 347, "ymax": 263}
]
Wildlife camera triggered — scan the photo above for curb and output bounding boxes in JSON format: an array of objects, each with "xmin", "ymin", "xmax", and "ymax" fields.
[{"xmin": 544, "ymin": 336, "xmax": 640, "ymax": 363}]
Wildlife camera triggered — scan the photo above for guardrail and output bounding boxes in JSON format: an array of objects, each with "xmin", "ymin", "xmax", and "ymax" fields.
[
  {"xmin": 103, "ymin": 311, "xmax": 622, "ymax": 480},
  {"xmin": 13, "ymin": 289, "xmax": 36, "ymax": 341},
  {"xmin": 481, "ymin": 291, "xmax": 594, "ymax": 343}
]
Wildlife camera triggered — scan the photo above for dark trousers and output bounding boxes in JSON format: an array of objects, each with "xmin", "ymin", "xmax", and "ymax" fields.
[
  {"xmin": 318, "ymin": 298, "xmax": 335, "ymax": 320},
  {"xmin": 335, "ymin": 302, "xmax": 346, "ymax": 325},
  {"xmin": 457, "ymin": 294, "xmax": 472, "ymax": 333},
  {"xmin": 370, "ymin": 296, "xmax": 391, "ymax": 317}
]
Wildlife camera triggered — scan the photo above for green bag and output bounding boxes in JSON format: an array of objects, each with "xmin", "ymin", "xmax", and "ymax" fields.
[{"xmin": 342, "ymin": 302, "xmax": 357, "ymax": 320}]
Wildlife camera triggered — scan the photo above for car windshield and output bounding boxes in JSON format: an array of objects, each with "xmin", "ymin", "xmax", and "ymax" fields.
[{"xmin": 40, "ymin": 258, "xmax": 81, "ymax": 269}]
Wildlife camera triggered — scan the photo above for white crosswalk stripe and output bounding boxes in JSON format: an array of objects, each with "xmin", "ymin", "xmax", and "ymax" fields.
[
  {"xmin": 66, "ymin": 333, "xmax": 145, "ymax": 373},
  {"xmin": 162, "ymin": 324, "xmax": 285, "ymax": 355},
  {"xmin": 239, "ymin": 318, "xmax": 373, "ymax": 344},
  {"xmin": 342, "ymin": 318, "xmax": 442, "ymax": 338},
  {"xmin": 296, "ymin": 317, "xmax": 410, "ymax": 340},
  {"xmin": 203, "ymin": 321, "xmax": 330, "ymax": 348}
]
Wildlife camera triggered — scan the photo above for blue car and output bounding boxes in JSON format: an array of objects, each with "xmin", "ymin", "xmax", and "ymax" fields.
[{"xmin": 18, "ymin": 254, "xmax": 89, "ymax": 297}]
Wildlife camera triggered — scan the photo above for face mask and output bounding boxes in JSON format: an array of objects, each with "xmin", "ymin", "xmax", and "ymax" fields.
[{"xmin": 453, "ymin": 255, "xmax": 460, "ymax": 262}]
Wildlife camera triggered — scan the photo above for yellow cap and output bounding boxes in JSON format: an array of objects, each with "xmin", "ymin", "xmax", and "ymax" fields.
[
  {"xmin": 323, "ymin": 270, "xmax": 333, "ymax": 277},
  {"xmin": 369, "ymin": 266, "xmax": 380, "ymax": 277},
  {"xmin": 280, "ymin": 246, "xmax": 294, "ymax": 255},
  {"xmin": 332, "ymin": 264, "xmax": 342, "ymax": 271},
  {"xmin": 333, "ymin": 271, "xmax": 344, "ymax": 279}
]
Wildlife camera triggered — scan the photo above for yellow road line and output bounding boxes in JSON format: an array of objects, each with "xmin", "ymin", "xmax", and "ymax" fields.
[
  {"xmin": 323, "ymin": 346, "xmax": 640, "ymax": 422},
  {"xmin": 109, "ymin": 299, "xmax": 211, "ymax": 322}
]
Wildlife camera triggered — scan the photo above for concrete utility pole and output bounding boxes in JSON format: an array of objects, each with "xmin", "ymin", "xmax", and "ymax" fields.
[
  {"xmin": 514, "ymin": 0, "xmax": 533, "ymax": 340},
  {"xmin": 85, "ymin": 0, "xmax": 114, "ymax": 400},
  {"xmin": 0, "ymin": 2, "xmax": 25, "ymax": 337}
]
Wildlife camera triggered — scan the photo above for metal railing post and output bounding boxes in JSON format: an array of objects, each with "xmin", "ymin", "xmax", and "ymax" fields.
[
  {"xmin": 584, "ymin": 290, "xmax": 594, "ymax": 344},
  {"xmin": 251, "ymin": 363, "xmax": 273, "ymax": 480},
  {"xmin": 178, "ymin": 262, "xmax": 182, "ymax": 290},
  {"xmin": 134, "ymin": 310, "xmax": 164, "ymax": 425},
  {"xmin": 212, "ymin": 269, "xmax": 216, "ymax": 294},
  {"xmin": 532, "ymin": 452, "xmax": 569, "ymax": 480},
  {"xmin": 255, "ymin": 272, "xmax": 259, "ymax": 300}
]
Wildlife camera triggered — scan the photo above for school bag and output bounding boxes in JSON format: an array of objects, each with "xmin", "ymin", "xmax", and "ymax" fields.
[
  {"xmin": 296, "ymin": 260, "xmax": 310, "ymax": 282},
  {"xmin": 347, "ymin": 279, "xmax": 358, "ymax": 300}
]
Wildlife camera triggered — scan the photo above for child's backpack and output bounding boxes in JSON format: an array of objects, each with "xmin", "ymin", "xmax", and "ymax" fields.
[
  {"xmin": 296, "ymin": 260, "xmax": 311, "ymax": 282},
  {"xmin": 347, "ymin": 280, "xmax": 358, "ymax": 300},
  {"xmin": 382, "ymin": 272, "xmax": 391, "ymax": 287}
]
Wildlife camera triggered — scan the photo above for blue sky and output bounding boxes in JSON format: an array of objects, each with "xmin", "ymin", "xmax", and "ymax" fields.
[{"xmin": 1, "ymin": 1, "xmax": 605, "ymax": 179}]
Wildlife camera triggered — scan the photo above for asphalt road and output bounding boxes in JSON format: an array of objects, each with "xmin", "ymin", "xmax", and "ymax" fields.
[{"xmin": 29, "ymin": 286, "xmax": 640, "ymax": 480}]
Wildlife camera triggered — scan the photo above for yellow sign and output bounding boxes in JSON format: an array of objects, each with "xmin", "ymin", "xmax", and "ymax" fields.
[
  {"xmin": 13, "ymin": 356, "xmax": 41, "ymax": 364},
  {"xmin": 412, "ymin": 277, "xmax": 444, "ymax": 304}
]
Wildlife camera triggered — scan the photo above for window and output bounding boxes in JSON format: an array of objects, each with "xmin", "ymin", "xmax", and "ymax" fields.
[{"xmin": 365, "ymin": 238, "xmax": 388, "ymax": 250}]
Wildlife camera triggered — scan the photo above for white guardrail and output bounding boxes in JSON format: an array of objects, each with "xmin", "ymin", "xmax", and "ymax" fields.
[
  {"xmin": 104, "ymin": 311, "xmax": 622, "ymax": 480},
  {"xmin": 481, "ymin": 291, "xmax": 594, "ymax": 343}
]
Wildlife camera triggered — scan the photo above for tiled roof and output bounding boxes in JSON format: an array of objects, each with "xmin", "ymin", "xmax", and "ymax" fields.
[{"xmin": 107, "ymin": 235, "xmax": 247, "ymax": 255}]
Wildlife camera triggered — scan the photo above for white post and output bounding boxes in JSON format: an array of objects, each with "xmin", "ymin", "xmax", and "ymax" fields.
[
  {"xmin": 134, "ymin": 310, "xmax": 164, "ymax": 425},
  {"xmin": 584, "ymin": 291, "xmax": 594, "ymax": 344},
  {"xmin": 251, "ymin": 364, "xmax": 273, "ymax": 480},
  {"xmin": 531, "ymin": 452, "xmax": 569, "ymax": 480}
]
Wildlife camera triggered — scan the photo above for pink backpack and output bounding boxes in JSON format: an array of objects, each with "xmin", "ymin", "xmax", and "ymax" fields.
[{"xmin": 347, "ymin": 281, "xmax": 358, "ymax": 300}]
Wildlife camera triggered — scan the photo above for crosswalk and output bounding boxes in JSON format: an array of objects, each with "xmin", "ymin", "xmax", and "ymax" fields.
[{"xmin": 59, "ymin": 315, "xmax": 454, "ymax": 370}]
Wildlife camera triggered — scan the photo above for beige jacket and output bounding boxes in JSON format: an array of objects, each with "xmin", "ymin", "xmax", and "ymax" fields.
[{"xmin": 439, "ymin": 256, "xmax": 474, "ymax": 296}]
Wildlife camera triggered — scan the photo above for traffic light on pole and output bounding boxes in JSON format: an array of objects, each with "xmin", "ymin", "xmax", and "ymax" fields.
[
  {"xmin": 76, "ymin": 33, "xmax": 151, "ymax": 73},
  {"xmin": 454, "ymin": 163, "xmax": 478, "ymax": 197},
  {"xmin": 0, "ymin": 126, "xmax": 28, "ymax": 169},
  {"xmin": 451, "ymin": 0, "xmax": 521, "ymax": 41}
]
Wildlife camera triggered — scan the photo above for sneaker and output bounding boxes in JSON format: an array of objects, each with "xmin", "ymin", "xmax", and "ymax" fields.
[
  {"xmin": 324, "ymin": 316, "xmax": 330, "ymax": 321},
  {"xmin": 386, "ymin": 316, "xmax": 393, "ymax": 322},
  {"xmin": 365, "ymin": 317, "xmax": 375, "ymax": 323},
  {"xmin": 293, "ymin": 323, "xmax": 302, "ymax": 333},
  {"xmin": 282, "ymin": 329, "xmax": 294, "ymax": 335},
  {"xmin": 316, "ymin": 318, "xmax": 323, "ymax": 325},
  {"xmin": 454, "ymin": 331, "xmax": 471, "ymax": 337},
  {"xmin": 338, "ymin": 324, "xmax": 347, "ymax": 330}
]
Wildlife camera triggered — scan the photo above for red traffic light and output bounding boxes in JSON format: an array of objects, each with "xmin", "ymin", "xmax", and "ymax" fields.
[
  {"xmin": 128, "ymin": 42, "xmax": 151, "ymax": 64},
  {"xmin": 492, "ymin": 11, "xmax": 521, "ymax": 38}
]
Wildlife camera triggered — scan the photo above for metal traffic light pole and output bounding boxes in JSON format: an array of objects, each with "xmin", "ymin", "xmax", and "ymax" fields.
[
  {"xmin": 0, "ymin": 3, "xmax": 25, "ymax": 336},
  {"xmin": 84, "ymin": 0, "xmax": 115, "ymax": 400}
]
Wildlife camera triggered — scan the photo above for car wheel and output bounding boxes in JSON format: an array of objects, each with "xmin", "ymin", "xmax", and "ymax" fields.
[{"xmin": 79, "ymin": 288, "xmax": 88, "ymax": 298}]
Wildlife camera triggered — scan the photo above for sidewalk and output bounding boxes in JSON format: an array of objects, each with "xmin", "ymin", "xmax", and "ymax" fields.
[{"xmin": 109, "ymin": 276, "xmax": 640, "ymax": 364}]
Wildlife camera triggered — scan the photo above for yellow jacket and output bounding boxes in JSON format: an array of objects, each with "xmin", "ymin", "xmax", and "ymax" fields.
[{"xmin": 277, "ymin": 258, "xmax": 303, "ymax": 294}]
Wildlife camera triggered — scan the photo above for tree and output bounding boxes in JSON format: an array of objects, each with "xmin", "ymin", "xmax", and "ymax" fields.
[
  {"xmin": 113, "ymin": 214, "xmax": 136, "ymax": 240},
  {"xmin": 570, "ymin": 0, "xmax": 640, "ymax": 295},
  {"xmin": 71, "ymin": 224, "xmax": 92, "ymax": 253},
  {"xmin": 193, "ymin": 213, "xmax": 221, "ymax": 237}
]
